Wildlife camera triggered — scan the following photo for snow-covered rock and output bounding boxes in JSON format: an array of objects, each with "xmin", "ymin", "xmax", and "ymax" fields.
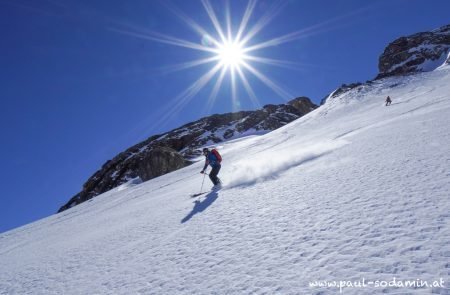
[{"xmin": 377, "ymin": 24, "xmax": 450, "ymax": 79}]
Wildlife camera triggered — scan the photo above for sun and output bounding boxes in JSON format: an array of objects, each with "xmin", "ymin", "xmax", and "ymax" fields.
[{"xmin": 216, "ymin": 41, "xmax": 245, "ymax": 68}]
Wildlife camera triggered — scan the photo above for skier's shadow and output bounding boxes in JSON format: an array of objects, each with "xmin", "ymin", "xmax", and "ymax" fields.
[{"xmin": 181, "ymin": 191, "xmax": 219, "ymax": 223}]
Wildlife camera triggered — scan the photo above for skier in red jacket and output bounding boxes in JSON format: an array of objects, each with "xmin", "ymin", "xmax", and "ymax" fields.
[{"xmin": 200, "ymin": 148, "xmax": 222, "ymax": 188}]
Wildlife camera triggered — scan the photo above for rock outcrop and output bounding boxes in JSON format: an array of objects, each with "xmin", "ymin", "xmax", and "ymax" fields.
[
  {"xmin": 58, "ymin": 97, "xmax": 317, "ymax": 212},
  {"xmin": 377, "ymin": 24, "xmax": 450, "ymax": 79}
]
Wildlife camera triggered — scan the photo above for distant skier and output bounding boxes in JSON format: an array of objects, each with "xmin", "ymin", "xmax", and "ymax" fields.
[
  {"xmin": 200, "ymin": 148, "xmax": 222, "ymax": 188},
  {"xmin": 385, "ymin": 96, "xmax": 392, "ymax": 106}
]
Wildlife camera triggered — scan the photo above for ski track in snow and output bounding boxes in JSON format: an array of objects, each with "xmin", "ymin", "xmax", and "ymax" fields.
[{"xmin": 1, "ymin": 68, "xmax": 450, "ymax": 294}]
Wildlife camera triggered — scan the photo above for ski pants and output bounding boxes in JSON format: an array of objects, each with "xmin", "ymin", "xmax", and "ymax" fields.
[{"xmin": 209, "ymin": 164, "xmax": 221, "ymax": 185}]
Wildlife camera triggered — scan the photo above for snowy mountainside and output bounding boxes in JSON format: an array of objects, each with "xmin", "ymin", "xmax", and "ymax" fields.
[{"xmin": 1, "ymin": 67, "xmax": 450, "ymax": 294}]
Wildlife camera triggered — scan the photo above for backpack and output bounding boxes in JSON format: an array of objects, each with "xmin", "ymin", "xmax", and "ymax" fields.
[{"xmin": 211, "ymin": 149, "xmax": 222, "ymax": 163}]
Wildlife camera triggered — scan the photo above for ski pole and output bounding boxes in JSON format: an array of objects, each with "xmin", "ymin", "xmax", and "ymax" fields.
[{"xmin": 200, "ymin": 172, "xmax": 206, "ymax": 193}]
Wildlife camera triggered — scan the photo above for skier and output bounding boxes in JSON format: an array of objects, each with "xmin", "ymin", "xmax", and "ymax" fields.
[
  {"xmin": 200, "ymin": 147, "xmax": 222, "ymax": 188},
  {"xmin": 385, "ymin": 96, "xmax": 392, "ymax": 106}
]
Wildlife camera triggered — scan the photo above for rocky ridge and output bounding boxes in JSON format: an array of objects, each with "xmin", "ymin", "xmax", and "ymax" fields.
[{"xmin": 58, "ymin": 97, "xmax": 317, "ymax": 212}]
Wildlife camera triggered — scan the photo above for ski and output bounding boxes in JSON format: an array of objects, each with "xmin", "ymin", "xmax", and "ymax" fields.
[{"xmin": 190, "ymin": 192, "xmax": 208, "ymax": 198}]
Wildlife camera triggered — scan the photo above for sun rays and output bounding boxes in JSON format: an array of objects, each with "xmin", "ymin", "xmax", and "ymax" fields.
[{"xmin": 107, "ymin": 0, "xmax": 371, "ymax": 129}]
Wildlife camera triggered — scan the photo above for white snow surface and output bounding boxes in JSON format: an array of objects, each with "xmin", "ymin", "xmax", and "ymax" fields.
[{"xmin": 1, "ymin": 67, "xmax": 450, "ymax": 294}]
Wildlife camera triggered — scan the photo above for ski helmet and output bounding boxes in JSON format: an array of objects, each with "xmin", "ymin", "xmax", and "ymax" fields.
[{"xmin": 202, "ymin": 148, "xmax": 209, "ymax": 154}]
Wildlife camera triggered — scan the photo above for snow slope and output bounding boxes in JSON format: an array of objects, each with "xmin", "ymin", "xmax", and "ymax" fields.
[{"xmin": 1, "ymin": 67, "xmax": 450, "ymax": 294}]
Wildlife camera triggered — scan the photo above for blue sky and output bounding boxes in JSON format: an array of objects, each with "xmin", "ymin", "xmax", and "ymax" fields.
[{"xmin": 0, "ymin": 0, "xmax": 449, "ymax": 233}]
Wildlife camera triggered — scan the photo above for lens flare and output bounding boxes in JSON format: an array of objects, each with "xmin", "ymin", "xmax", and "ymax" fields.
[{"xmin": 201, "ymin": 34, "xmax": 214, "ymax": 47}]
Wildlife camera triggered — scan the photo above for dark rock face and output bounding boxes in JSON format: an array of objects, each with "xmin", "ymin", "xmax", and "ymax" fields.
[
  {"xmin": 377, "ymin": 24, "xmax": 450, "ymax": 79},
  {"xmin": 288, "ymin": 96, "xmax": 317, "ymax": 113},
  {"xmin": 137, "ymin": 147, "xmax": 189, "ymax": 181},
  {"xmin": 58, "ymin": 97, "xmax": 317, "ymax": 212}
]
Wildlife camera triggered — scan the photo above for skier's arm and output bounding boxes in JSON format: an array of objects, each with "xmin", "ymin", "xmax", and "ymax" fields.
[{"xmin": 201, "ymin": 159, "xmax": 209, "ymax": 173}]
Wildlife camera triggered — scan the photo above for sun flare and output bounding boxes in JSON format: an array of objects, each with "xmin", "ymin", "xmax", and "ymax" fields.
[{"xmin": 216, "ymin": 41, "xmax": 245, "ymax": 68}]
